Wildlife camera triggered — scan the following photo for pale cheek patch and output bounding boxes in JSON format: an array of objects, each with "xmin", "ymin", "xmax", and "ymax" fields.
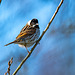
[{"xmin": 32, "ymin": 25, "xmax": 36, "ymax": 27}]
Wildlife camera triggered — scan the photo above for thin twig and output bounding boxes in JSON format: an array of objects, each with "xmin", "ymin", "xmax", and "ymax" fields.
[
  {"xmin": 12, "ymin": 0, "xmax": 64, "ymax": 75},
  {"xmin": 5, "ymin": 57, "xmax": 13, "ymax": 75}
]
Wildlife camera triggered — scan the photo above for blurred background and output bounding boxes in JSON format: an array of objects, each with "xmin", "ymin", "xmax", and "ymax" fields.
[{"xmin": 0, "ymin": 0, "xmax": 75, "ymax": 75}]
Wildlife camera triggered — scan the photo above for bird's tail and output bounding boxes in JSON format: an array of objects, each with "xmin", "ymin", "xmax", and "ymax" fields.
[{"xmin": 4, "ymin": 40, "xmax": 18, "ymax": 46}]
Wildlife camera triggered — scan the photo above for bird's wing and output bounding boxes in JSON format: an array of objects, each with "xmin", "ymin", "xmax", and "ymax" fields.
[
  {"xmin": 20, "ymin": 24, "xmax": 29, "ymax": 33},
  {"xmin": 16, "ymin": 25, "xmax": 36, "ymax": 39}
]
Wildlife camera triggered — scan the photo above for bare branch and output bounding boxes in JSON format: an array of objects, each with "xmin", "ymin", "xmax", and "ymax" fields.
[
  {"xmin": 5, "ymin": 57, "xmax": 13, "ymax": 75},
  {"xmin": 12, "ymin": 0, "xmax": 64, "ymax": 75}
]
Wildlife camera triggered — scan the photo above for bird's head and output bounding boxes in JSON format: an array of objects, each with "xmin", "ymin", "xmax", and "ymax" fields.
[{"xmin": 28, "ymin": 18, "xmax": 39, "ymax": 27}]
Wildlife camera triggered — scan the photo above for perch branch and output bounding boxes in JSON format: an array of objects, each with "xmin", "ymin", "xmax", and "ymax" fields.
[
  {"xmin": 5, "ymin": 57, "xmax": 13, "ymax": 75},
  {"xmin": 12, "ymin": 0, "xmax": 64, "ymax": 75}
]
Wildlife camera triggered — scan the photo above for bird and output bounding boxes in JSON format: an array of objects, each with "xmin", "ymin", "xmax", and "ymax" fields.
[{"xmin": 5, "ymin": 18, "xmax": 40, "ymax": 53}]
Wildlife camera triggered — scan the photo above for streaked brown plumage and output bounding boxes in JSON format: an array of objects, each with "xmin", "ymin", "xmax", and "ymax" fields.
[{"xmin": 5, "ymin": 18, "xmax": 40, "ymax": 53}]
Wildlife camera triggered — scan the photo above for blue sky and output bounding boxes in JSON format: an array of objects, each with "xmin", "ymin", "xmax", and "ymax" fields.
[{"xmin": 0, "ymin": 0, "xmax": 75, "ymax": 75}]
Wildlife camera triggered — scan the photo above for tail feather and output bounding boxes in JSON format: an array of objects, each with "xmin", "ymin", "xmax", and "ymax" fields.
[{"xmin": 5, "ymin": 40, "xmax": 18, "ymax": 46}]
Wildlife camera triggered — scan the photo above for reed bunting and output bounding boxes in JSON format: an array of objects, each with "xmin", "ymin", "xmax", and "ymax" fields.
[{"xmin": 5, "ymin": 18, "xmax": 40, "ymax": 53}]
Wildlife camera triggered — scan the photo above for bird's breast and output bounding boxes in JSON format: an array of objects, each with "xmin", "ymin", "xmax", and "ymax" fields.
[{"xmin": 18, "ymin": 28, "xmax": 40, "ymax": 47}]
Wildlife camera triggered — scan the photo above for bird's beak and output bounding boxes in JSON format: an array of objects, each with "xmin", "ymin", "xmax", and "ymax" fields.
[{"xmin": 36, "ymin": 23, "xmax": 39, "ymax": 25}]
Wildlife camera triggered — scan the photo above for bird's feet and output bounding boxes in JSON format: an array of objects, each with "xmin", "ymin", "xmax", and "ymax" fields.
[
  {"xmin": 27, "ymin": 50, "xmax": 30, "ymax": 54},
  {"xmin": 25, "ymin": 47, "xmax": 30, "ymax": 54}
]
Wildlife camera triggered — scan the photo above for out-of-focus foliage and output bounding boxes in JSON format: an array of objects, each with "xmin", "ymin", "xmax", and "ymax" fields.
[
  {"xmin": 0, "ymin": 0, "xmax": 75, "ymax": 75},
  {"xmin": 0, "ymin": 0, "xmax": 1, "ymax": 3}
]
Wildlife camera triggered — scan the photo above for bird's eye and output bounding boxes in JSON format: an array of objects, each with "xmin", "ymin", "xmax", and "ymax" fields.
[{"xmin": 31, "ymin": 19, "xmax": 38, "ymax": 23}]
